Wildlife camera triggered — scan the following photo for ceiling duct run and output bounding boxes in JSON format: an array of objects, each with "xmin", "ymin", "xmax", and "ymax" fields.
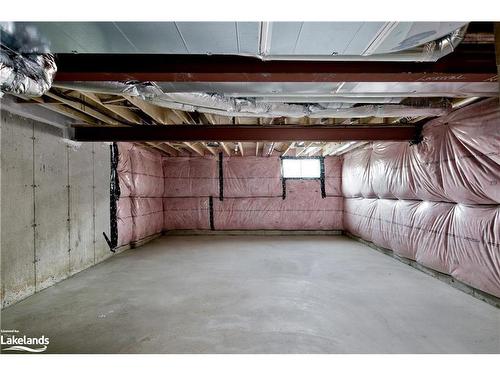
[{"xmin": 54, "ymin": 81, "xmax": 452, "ymax": 119}]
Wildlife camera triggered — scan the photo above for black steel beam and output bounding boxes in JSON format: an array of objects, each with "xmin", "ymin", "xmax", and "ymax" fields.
[
  {"xmin": 72, "ymin": 125, "xmax": 418, "ymax": 142},
  {"xmin": 54, "ymin": 44, "xmax": 497, "ymax": 83}
]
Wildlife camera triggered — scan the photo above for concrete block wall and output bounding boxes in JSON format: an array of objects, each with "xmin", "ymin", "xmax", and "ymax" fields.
[{"xmin": 1, "ymin": 110, "xmax": 111, "ymax": 308}]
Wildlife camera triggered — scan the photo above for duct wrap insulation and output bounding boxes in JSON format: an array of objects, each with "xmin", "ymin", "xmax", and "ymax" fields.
[
  {"xmin": 53, "ymin": 81, "xmax": 452, "ymax": 119},
  {"xmin": 343, "ymin": 98, "xmax": 500, "ymax": 297},
  {"xmin": 116, "ymin": 148, "xmax": 343, "ymax": 246},
  {"xmin": 0, "ymin": 50, "xmax": 56, "ymax": 97},
  {"xmin": 0, "ymin": 23, "xmax": 56, "ymax": 97}
]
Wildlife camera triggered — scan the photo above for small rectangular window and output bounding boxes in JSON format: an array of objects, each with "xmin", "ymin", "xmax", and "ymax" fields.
[{"xmin": 282, "ymin": 158, "xmax": 321, "ymax": 179}]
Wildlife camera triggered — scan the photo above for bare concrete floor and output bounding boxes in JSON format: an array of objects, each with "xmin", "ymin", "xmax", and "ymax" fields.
[{"xmin": 1, "ymin": 235, "xmax": 499, "ymax": 353}]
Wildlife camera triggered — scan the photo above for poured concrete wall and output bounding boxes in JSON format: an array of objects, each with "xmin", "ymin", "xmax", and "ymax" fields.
[{"xmin": 1, "ymin": 110, "xmax": 111, "ymax": 308}]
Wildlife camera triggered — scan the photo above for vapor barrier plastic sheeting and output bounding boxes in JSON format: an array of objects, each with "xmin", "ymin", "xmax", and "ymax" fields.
[
  {"xmin": 215, "ymin": 180, "xmax": 343, "ymax": 230},
  {"xmin": 162, "ymin": 157, "xmax": 218, "ymax": 197},
  {"xmin": 341, "ymin": 98, "xmax": 500, "ymax": 297},
  {"xmin": 344, "ymin": 198, "xmax": 500, "ymax": 297},
  {"xmin": 323, "ymin": 156, "xmax": 343, "ymax": 196},
  {"xmin": 163, "ymin": 197, "xmax": 211, "ymax": 230},
  {"xmin": 116, "ymin": 197, "xmax": 133, "ymax": 247},
  {"xmin": 223, "ymin": 156, "xmax": 283, "ymax": 198},
  {"xmin": 117, "ymin": 142, "xmax": 164, "ymax": 198},
  {"xmin": 116, "ymin": 143, "xmax": 343, "ymax": 244},
  {"xmin": 343, "ymin": 98, "xmax": 500, "ymax": 204},
  {"xmin": 116, "ymin": 143, "xmax": 165, "ymax": 246}
]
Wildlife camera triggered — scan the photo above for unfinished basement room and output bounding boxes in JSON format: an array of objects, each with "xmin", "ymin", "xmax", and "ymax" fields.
[{"xmin": 1, "ymin": 11, "xmax": 499, "ymax": 366}]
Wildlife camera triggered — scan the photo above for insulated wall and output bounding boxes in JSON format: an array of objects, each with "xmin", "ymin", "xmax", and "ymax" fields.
[
  {"xmin": 116, "ymin": 143, "xmax": 165, "ymax": 246},
  {"xmin": 116, "ymin": 146, "xmax": 343, "ymax": 243},
  {"xmin": 214, "ymin": 180, "xmax": 343, "ymax": 230},
  {"xmin": 342, "ymin": 98, "xmax": 500, "ymax": 297},
  {"xmin": 162, "ymin": 156, "xmax": 216, "ymax": 230}
]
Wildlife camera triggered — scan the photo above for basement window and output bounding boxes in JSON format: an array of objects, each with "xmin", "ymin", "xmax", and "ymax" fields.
[{"xmin": 282, "ymin": 158, "xmax": 321, "ymax": 179}]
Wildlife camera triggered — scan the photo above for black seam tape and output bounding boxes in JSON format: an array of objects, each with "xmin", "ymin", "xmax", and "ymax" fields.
[
  {"xmin": 209, "ymin": 196, "xmax": 215, "ymax": 230},
  {"xmin": 218, "ymin": 152, "xmax": 224, "ymax": 201},
  {"xmin": 320, "ymin": 157, "xmax": 326, "ymax": 199},
  {"xmin": 105, "ymin": 142, "xmax": 120, "ymax": 252}
]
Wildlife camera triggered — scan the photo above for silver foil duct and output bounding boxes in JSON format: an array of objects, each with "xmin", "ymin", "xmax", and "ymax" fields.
[
  {"xmin": 53, "ymin": 81, "xmax": 452, "ymax": 119},
  {"xmin": 0, "ymin": 24, "xmax": 56, "ymax": 97}
]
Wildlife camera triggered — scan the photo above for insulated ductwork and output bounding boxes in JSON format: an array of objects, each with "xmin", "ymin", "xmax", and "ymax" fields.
[
  {"xmin": 308, "ymin": 103, "xmax": 451, "ymax": 118},
  {"xmin": 48, "ymin": 23, "xmax": 466, "ymax": 117},
  {"xmin": 152, "ymin": 94, "xmax": 311, "ymax": 118},
  {"xmin": 0, "ymin": 24, "xmax": 56, "ymax": 97},
  {"xmin": 0, "ymin": 50, "xmax": 56, "ymax": 97},
  {"xmin": 147, "ymin": 91, "xmax": 451, "ymax": 118},
  {"xmin": 154, "ymin": 100, "xmax": 451, "ymax": 119},
  {"xmin": 53, "ymin": 81, "xmax": 452, "ymax": 119}
]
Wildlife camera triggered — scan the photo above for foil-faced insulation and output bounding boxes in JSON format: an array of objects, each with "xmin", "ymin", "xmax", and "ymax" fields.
[
  {"xmin": 53, "ymin": 81, "xmax": 452, "ymax": 119},
  {"xmin": 0, "ymin": 24, "xmax": 56, "ymax": 97}
]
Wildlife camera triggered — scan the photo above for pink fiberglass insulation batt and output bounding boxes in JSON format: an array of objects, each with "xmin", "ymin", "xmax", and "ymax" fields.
[
  {"xmin": 214, "ymin": 180, "xmax": 343, "ymax": 230},
  {"xmin": 342, "ymin": 98, "xmax": 500, "ymax": 297},
  {"xmin": 116, "ymin": 143, "xmax": 165, "ymax": 246},
  {"xmin": 162, "ymin": 156, "xmax": 218, "ymax": 197},
  {"xmin": 116, "ymin": 144, "xmax": 343, "ymax": 242},
  {"xmin": 116, "ymin": 196, "xmax": 133, "ymax": 247},
  {"xmin": 344, "ymin": 198, "xmax": 500, "ymax": 297},
  {"xmin": 323, "ymin": 156, "xmax": 343, "ymax": 196},
  {"xmin": 163, "ymin": 197, "xmax": 211, "ymax": 230},
  {"xmin": 223, "ymin": 156, "xmax": 282, "ymax": 197},
  {"xmin": 114, "ymin": 98, "xmax": 499, "ymax": 297},
  {"xmin": 343, "ymin": 98, "xmax": 499, "ymax": 204}
]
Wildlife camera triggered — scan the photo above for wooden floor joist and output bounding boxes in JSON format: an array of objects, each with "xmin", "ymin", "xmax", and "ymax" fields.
[
  {"xmin": 145, "ymin": 142, "xmax": 171, "ymax": 156},
  {"xmin": 220, "ymin": 142, "xmax": 232, "ymax": 156},
  {"xmin": 68, "ymin": 91, "xmax": 132, "ymax": 124},
  {"xmin": 157, "ymin": 142, "xmax": 180, "ymax": 156},
  {"xmin": 183, "ymin": 142, "xmax": 205, "ymax": 156},
  {"xmin": 202, "ymin": 142, "xmax": 218, "ymax": 155},
  {"xmin": 125, "ymin": 96, "xmax": 171, "ymax": 124},
  {"xmin": 281, "ymin": 143, "xmax": 294, "ymax": 156},
  {"xmin": 26, "ymin": 96, "xmax": 97, "ymax": 124},
  {"xmin": 296, "ymin": 142, "xmax": 314, "ymax": 157},
  {"xmin": 45, "ymin": 91, "xmax": 121, "ymax": 125},
  {"xmin": 77, "ymin": 92, "xmax": 144, "ymax": 125}
]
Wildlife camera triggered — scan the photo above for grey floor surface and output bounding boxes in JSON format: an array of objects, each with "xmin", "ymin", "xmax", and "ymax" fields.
[{"xmin": 1, "ymin": 235, "xmax": 499, "ymax": 353}]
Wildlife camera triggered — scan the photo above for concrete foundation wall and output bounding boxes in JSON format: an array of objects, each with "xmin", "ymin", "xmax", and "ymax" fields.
[{"xmin": 1, "ymin": 110, "xmax": 111, "ymax": 308}]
